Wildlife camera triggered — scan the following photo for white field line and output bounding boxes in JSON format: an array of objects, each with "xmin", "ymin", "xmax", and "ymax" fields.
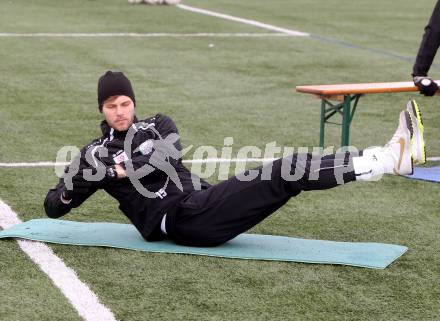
[
  {"xmin": 0, "ymin": 199, "xmax": 118, "ymax": 321},
  {"xmin": 0, "ymin": 32, "xmax": 295, "ymax": 38},
  {"xmin": 0, "ymin": 159, "xmax": 279, "ymax": 168},
  {"xmin": 185, "ymin": 157, "xmax": 278, "ymax": 164},
  {"xmin": 177, "ymin": 4, "xmax": 309, "ymax": 37},
  {"xmin": 0, "ymin": 162, "xmax": 71, "ymax": 167},
  {"xmin": 0, "ymin": 156, "xmax": 440, "ymax": 167},
  {"xmin": 0, "ymin": 157, "xmax": 440, "ymax": 167}
]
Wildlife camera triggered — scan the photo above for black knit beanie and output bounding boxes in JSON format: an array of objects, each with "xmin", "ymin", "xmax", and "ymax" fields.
[{"xmin": 97, "ymin": 71, "xmax": 136, "ymax": 111}]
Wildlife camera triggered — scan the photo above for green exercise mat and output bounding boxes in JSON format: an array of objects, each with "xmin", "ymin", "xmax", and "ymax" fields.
[{"xmin": 0, "ymin": 219, "xmax": 407, "ymax": 269}]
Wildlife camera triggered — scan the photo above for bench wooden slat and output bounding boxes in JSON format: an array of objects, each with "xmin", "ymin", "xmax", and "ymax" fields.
[
  {"xmin": 295, "ymin": 80, "xmax": 439, "ymax": 147},
  {"xmin": 295, "ymin": 81, "xmax": 439, "ymax": 95}
]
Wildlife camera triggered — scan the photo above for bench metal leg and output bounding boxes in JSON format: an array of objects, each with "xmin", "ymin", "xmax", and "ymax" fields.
[
  {"xmin": 341, "ymin": 95, "xmax": 351, "ymax": 147},
  {"xmin": 320, "ymin": 99, "xmax": 326, "ymax": 147},
  {"xmin": 319, "ymin": 94, "xmax": 362, "ymax": 148}
]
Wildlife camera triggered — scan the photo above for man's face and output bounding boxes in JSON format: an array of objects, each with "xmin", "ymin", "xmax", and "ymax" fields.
[{"xmin": 102, "ymin": 95, "xmax": 135, "ymax": 131}]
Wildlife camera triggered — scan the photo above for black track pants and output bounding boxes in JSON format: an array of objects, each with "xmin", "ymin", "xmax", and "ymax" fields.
[{"xmin": 166, "ymin": 153, "xmax": 356, "ymax": 247}]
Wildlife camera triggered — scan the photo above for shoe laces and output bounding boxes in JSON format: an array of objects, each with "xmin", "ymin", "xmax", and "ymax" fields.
[{"xmin": 385, "ymin": 124, "xmax": 408, "ymax": 147}]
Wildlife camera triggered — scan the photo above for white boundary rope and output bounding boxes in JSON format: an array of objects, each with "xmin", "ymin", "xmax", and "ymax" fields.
[{"xmin": 0, "ymin": 199, "xmax": 118, "ymax": 321}]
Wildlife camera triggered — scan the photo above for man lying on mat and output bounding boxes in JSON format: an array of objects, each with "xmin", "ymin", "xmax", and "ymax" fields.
[{"xmin": 44, "ymin": 71, "xmax": 426, "ymax": 247}]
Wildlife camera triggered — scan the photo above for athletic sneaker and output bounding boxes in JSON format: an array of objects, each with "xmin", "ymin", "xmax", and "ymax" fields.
[
  {"xmin": 382, "ymin": 110, "xmax": 414, "ymax": 175},
  {"xmin": 406, "ymin": 100, "xmax": 426, "ymax": 164}
]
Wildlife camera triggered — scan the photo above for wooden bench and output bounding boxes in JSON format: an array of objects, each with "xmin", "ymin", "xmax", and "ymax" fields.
[{"xmin": 296, "ymin": 81, "xmax": 438, "ymax": 147}]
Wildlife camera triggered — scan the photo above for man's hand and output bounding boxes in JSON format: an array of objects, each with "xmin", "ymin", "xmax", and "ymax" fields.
[
  {"xmin": 61, "ymin": 166, "xmax": 120, "ymax": 202},
  {"xmin": 62, "ymin": 170, "xmax": 95, "ymax": 202},
  {"xmin": 114, "ymin": 164, "xmax": 126, "ymax": 179},
  {"xmin": 413, "ymin": 76, "xmax": 439, "ymax": 96}
]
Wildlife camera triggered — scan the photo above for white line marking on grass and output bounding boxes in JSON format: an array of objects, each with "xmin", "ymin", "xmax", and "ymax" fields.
[
  {"xmin": 1, "ymin": 156, "xmax": 440, "ymax": 168},
  {"xmin": 0, "ymin": 159, "xmax": 279, "ymax": 168},
  {"xmin": 0, "ymin": 162, "xmax": 70, "ymax": 167},
  {"xmin": 185, "ymin": 158, "xmax": 279, "ymax": 163},
  {"xmin": 0, "ymin": 32, "xmax": 295, "ymax": 38},
  {"xmin": 177, "ymin": 4, "xmax": 309, "ymax": 37},
  {"xmin": 0, "ymin": 199, "xmax": 118, "ymax": 321}
]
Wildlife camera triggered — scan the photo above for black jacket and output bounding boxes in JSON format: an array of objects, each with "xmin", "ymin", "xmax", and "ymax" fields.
[
  {"xmin": 44, "ymin": 114, "xmax": 210, "ymax": 241},
  {"xmin": 413, "ymin": 0, "xmax": 440, "ymax": 76}
]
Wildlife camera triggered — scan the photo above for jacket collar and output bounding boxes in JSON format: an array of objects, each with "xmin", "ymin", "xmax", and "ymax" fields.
[{"xmin": 100, "ymin": 115, "xmax": 139, "ymax": 138}]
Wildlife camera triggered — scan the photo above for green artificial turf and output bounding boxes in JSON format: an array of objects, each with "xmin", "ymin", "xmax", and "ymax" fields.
[{"xmin": 1, "ymin": 0, "xmax": 440, "ymax": 320}]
